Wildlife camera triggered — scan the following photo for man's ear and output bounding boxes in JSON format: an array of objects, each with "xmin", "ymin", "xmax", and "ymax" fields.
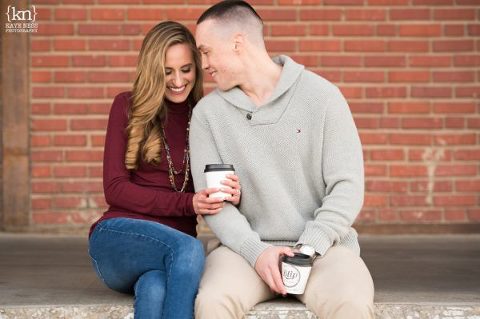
[{"xmin": 233, "ymin": 33, "xmax": 244, "ymax": 52}]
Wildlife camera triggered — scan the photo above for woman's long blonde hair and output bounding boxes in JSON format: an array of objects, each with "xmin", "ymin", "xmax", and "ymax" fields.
[{"xmin": 125, "ymin": 21, "xmax": 203, "ymax": 170}]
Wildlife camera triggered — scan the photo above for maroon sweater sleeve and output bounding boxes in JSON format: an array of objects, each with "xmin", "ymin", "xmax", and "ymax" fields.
[{"xmin": 102, "ymin": 93, "xmax": 195, "ymax": 217}]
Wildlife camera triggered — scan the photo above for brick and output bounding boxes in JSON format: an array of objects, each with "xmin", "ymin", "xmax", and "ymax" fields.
[
  {"xmin": 467, "ymin": 209, "xmax": 480, "ymax": 221},
  {"xmin": 91, "ymin": 8, "xmax": 125, "ymax": 20},
  {"xmin": 37, "ymin": 8, "xmax": 52, "ymax": 20},
  {"xmin": 433, "ymin": 71, "xmax": 475, "ymax": 83},
  {"xmin": 309, "ymin": 24, "xmax": 329, "ymax": 36},
  {"xmin": 410, "ymin": 181, "xmax": 453, "ymax": 192},
  {"xmin": 99, "ymin": 0, "xmax": 141, "ymax": 3},
  {"xmin": 455, "ymin": 86, "xmax": 480, "ymax": 98},
  {"xmin": 378, "ymin": 210, "xmax": 399, "ymax": 222},
  {"xmin": 61, "ymin": 181, "xmax": 102, "ymax": 193},
  {"xmin": 345, "ymin": 9, "xmax": 386, "ymax": 21},
  {"xmin": 89, "ymin": 40, "xmax": 130, "ymax": 51},
  {"xmin": 299, "ymin": 40, "xmax": 340, "ymax": 52},
  {"xmin": 364, "ymin": 56, "xmax": 406, "ymax": 67},
  {"xmin": 321, "ymin": 56, "xmax": 362, "ymax": 67},
  {"xmin": 389, "ymin": 71, "xmax": 429, "ymax": 82},
  {"xmin": 434, "ymin": 195, "xmax": 476, "ymax": 206},
  {"xmin": 66, "ymin": 151, "xmax": 104, "ymax": 162},
  {"xmin": 467, "ymin": 24, "xmax": 480, "ymax": 36},
  {"xmin": 408, "ymin": 149, "xmax": 452, "ymax": 161},
  {"xmin": 290, "ymin": 55, "xmax": 319, "ymax": 67},
  {"xmin": 444, "ymin": 210, "xmax": 466, "ymax": 221},
  {"xmin": 89, "ymin": 71, "xmax": 132, "ymax": 83},
  {"xmin": 54, "ymin": 71, "xmax": 87, "ymax": 83},
  {"xmin": 265, "ymin": 40, "xmax": 297, "ymax": 52},
  {"xmin": 88, "ymin": 104, "xmax": 111, "ymax": 114},
  {"xmin": 32, "ymin": 119, "xmax": 67, "ymax": 131},
  {"xmin": 388, "ymin": 102, "xmax": 430, "ymax": 114},
  {"xmin": 71, "ymin": 119, "xmax": 108, "ymax": 130},
  {"xmin": 444, "ymin": 25, "xmax": 465, "ymax": 36},
  {"xmin": 366, "ymin": 87, "xmax": 407, "ymax": 98},
  {"xmin": 368, "ymin": 0, "xmax": 408, "ymax": 4},
  {"xmin": 108, "ymin": 55, "xmax": 138, "ymax": 67},
  {"xmin": 54, "ymin": 197, "xmax": 83, "ymax": 209},
  {"xmin": 436, "ymin": 165, "xmax": 477, "ymax": 176},
  {"xmin": 55, "ymin": 9, "xmax": 87, "ymax": 20},
  {"xmin": 354, "ymin": 117, "xmax": 379, "ymax": 129},
  {"xmin": 31, "ymin": 151, "xmax": 63, "ymax": 162},
  {"xmin": 32, "ymin": 182, "xmax": 61, "ymax": 194},
  {"xmin": 279, "ymin": 0, "xmax": 321, "ymax": 3},
  {"xmin": 366, "ymin": 181, "xmax": 408, "ymax": 192},
  {"xmin": 31, "ymin": 40, "xmax": 51, "ymax": 52},
  {"xmin": 270, "ymin": 24, "xmax": 307, "ymax": 36},
  {"xmin": 445, "ymin": 118, "xmax": 465, "ymax": 128},
  {"xmin": 89, "ymin": 166, "xmax": 103, "ymax": 177},
  {"xmin": 349, "ymin": 102, "xmax": 384, "ymax": 114},
  {"xmin": 54, "ymin": 103, "xmax": 87, "ymax": 115},
  {"xmin": 32, "ymin": 198, "xmax": 52, "ymax": 210},
  {"xmin": 123, "ymin": 24, "xmax": 142, "ymax": 35},
  {"xmin": 37, "ymin": 24, "xmax": 74, "ymax": 35},
  {"xmin": 338, "ymin": 86, "xmax": 363, "ymax": 98},
  {"xmin": 467, "ymin": 119, "xmax": 480, "ymax": 129},
  {"xmin": 32, "ymin": 56, "xmax": 69, "ymax": 67},
  {"xmin": 299, "ymin": 9, "xmax": 341, "ymax": 21},
  {"xmin": 68, "ymin": 88, "xmax": 104, "ymax": 99},
  {"xmin": 412, "ymin": 0, "xmax": 453, "ymax": 4},
  {"xmin": 31, "ymin": 135, "xmax": 51, "ymax": 147},
  {"xmin": 454, "ymin": 55, "xmax": 480, "ymax": 67},
  {"xmin": 388, "ymin": 40, "xmax": 429, "ymax": 52},
  {"xmin": 390, "ymin": 134, "xmax": 432, "ymax": 145},
  {"xmin": 107, "ymin": 87, "xmax": 130, "ymax": 98},
  {"xmin": 433, "ymin": 40, "xmax": 475, "ymax": 52},
  {"xmin": 317, "ymin": 71, "xmax": 341, "ymax": 82},
  {"xmin": 258, "ymin": 9, "xmax": 297, "ymax": 21},
  {"xmin": 32, "ymin": 71, "xmax": 52, "ymax": 83},
  {"xmin": 434, "ymin": 134, "xmax": 476, "ymax": 145},
  {"xmin": 324, "ymin": 0, "xmax": 363, "ymax": 4},
  {"xmin": 411, "ymin": 87, "xmax": 452, "ymax": 98},
  {"xmin": 433, "ymin": 102, "xmax": 475, "ymax": 113},
  {"xmin": 390, "ymin": 9, "xmax": 430, "ymax": 20},
  {"xmin": 332, "ymin": 25, "xmax": 375, "ymax": 36},
  {"xmin": 364, "ymin": 164, "xmax": 387, "ymax": 176},
  {"xmin": 72, "ymin": 56, "xmax": 106, "ymax": 67},
  {"xmin": 54, "ymin": 135, "xmax": 87, "ymax": 146},
  {"xmin": 434, "ymin": 9, "xmax": 475, "ymax": 20},
  {"xmin": 409, "ymin": 56, "xmax": 451, "ymax": 67},
  {"xmin": 78, "ymin": 24, "xmax": 122, "ymax": 35},
  {"xmin": 400, "ymin": 210, "xmax": 442, "ymax": 221},
  {"xmin": 32, "ymin": 166, "xmax": 51, "ymax": 178},
  {"xmin": 345, "ymin": 40, "xmax": 385, "ymax": 52},
  {"xmin": 380, "ymin": 117, "xmax": 400, "ymax": 128},
  {"xmin": 344, "ymin": 71, "xmax": 384, "ymax": 82},
  {"xmin": 364, "ymin": 195, "xmax": 387, "ymax": 207},
  {"xmin": 32, "ymin": 212, "xmax": 69, "ymax": 225},
  {"xmin": 399, "ymin": 25, "xmax": 442, "ymax": 37},
  {"xmin": 54, "ymin": 40, "xmax": 86, "ymax": 51},
  {"xmin": 402, "ymin": 118, "xmax": 443, "ymax": 129},
  {"xmin": 390, "ymin": 165, "xmax": 428, "ymax": 177},
  {"xmin": 360, "ymin": 132, "xmax": 388, "ymax": 145},
  {"xmin": 454, "ymin": 150, "xmax": 480, "ymax": 160},
  {"xmin": 456, "ymin": 180, "xmax": 480, "ymax": 192},
  {"xmin": 54, "ymin": 166, "xmax": 87, "ymax": 177},
  {"xmin": 32, "ymin": 104, "xmax": 51, "ymax": 115},
  {"xmin": 371, "ymin": 149, "xmax": 405, "ymax": 161},
  {"xmin": 392, "ymin": 196, "xmax": 430, "ymax": 207}
]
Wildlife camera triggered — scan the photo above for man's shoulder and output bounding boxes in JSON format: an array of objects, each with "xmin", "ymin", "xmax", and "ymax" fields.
[
  {"xmin": 300, "ymin": 69, "xmax": 339, "ymax": 94},
  {"xmin": 193, "ymin": 89, "xmax": 224, "ymax": 114}
]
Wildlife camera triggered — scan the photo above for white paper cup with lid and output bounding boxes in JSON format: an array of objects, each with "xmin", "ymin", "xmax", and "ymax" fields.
[
  {"xmin": 281, "ymin": 252, "xmax": 313, "ymax": 295},
  {"xmin": 204, "ymin": 164, "xmax": 235, "ymax": 200}
]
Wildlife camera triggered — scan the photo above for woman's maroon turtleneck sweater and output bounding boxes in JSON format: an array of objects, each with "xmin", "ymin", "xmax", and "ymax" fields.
[{"xmin": 89, "ymin": 92, "xmax": 197, "ymax": 237}]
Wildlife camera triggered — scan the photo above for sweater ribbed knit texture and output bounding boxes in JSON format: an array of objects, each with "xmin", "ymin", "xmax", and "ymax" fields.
[{"xmin": 190, "ymin": 56, "xmax": 364, "ymax": 267}]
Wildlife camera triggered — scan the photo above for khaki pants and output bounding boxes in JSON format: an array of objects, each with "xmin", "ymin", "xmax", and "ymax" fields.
[{"xmin": 195, "ymin": 243, "xmax": 374, "ymax": 319}]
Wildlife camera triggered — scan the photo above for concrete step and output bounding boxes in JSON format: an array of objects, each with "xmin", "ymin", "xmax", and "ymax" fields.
[{"xmin": 0, "ymin": 233, "xmax": 479, "ymax": 319}]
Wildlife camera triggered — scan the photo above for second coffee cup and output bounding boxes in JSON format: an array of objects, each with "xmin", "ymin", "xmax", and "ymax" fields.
[{"xmin": 204, "ymin": 164, "xmax": 235, "ymax": 200}]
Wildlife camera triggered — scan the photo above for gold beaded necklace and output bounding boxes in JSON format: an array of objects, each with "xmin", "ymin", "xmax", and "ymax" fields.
[{"xmin": 159, "ymin": 104, "xmax": 192, "ymax": 193}]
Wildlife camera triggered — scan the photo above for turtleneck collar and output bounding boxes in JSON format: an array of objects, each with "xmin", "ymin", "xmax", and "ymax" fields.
[{"xmin": 165, "ymin": 98, "xmax": 190, "ymax": 114}]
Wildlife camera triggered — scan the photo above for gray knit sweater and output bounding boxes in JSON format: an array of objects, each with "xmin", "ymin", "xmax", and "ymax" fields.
[{"xmin": 190, "ymin": 55, "xmax": 364, "ymax": 267}]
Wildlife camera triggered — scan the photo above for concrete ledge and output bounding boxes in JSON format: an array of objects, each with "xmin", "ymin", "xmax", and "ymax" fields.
[{"xmin": 1, "ymin": 234, "xmax": 479, "ymax": 319}]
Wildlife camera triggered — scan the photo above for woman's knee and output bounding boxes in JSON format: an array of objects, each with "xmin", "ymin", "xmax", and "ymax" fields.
[{"xmin": 134, "ymin": 270, "xmax": 166, "ymax": 302}]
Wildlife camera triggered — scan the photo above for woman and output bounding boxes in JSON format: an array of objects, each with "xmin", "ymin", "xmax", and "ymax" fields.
[{"xmin": 88, "ymin": 21, "xmax": 241, "ymax": 319}]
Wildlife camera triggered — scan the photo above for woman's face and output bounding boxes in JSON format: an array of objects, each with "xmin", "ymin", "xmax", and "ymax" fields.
[{"xmin": 164, "ymin": 43, "xmax": 196, "ymax": 104}]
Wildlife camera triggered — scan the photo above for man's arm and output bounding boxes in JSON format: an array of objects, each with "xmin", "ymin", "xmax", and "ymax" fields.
[
  {"xmin": 298, "ymin": 87, "xmax": 365, "ymax": 256},
  {"xmin": 189, "ymin": 110, "xmax": 271, "ymax": 267}
]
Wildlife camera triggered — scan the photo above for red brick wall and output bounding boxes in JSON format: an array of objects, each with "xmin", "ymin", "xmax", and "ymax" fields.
[{"xmin": 29, "ymin": 0, "xmax": 479, "ymax": 232}]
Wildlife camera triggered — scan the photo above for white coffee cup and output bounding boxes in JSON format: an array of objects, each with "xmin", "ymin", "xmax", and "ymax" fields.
[
  {"xmin": 204, "ymin": 164, "xmax": 235, "ymax": 200},
  {"xmin": 281, "ymin": 252, "xmax": 313, "ymax": 295}
]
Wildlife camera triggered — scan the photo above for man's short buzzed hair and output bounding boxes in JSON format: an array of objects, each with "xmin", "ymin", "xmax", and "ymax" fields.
[{"xmin": 197, "ymin": 0, "xmax": 263, "ymax": 26}]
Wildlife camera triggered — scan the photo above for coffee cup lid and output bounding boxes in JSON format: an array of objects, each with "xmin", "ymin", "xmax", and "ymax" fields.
[
  {"xmin": 204, "ymin": 164, "xmax": 235, "ymax": 172},
  {"xmin": 282, "ymin": 252, "xmax": 312, "ymax": 266}
]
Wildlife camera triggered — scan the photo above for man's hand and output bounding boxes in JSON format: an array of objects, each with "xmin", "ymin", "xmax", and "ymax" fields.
[{"xmin": 254, "ymin": 246, "xmax": 294, "ymax": 295}]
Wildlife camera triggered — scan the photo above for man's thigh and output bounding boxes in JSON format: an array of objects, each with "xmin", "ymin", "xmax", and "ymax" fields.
[
  {"xmin": 297, "ymin": 246, "xmax": 374, "ymax": 317},
  {"xmin": 196, "ymin": 245, "xmax": 275, "ymax": 318}
]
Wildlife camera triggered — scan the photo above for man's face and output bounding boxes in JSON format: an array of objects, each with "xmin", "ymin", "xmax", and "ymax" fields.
[{"xmin": 195, "ymin": 20, "xmax": 239, "ymax": 91}]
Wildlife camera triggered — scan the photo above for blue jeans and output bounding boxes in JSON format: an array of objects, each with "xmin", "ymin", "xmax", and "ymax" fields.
[{"xmin": 88, "ymin": 217, "xmax": 205, "ymax": 319}]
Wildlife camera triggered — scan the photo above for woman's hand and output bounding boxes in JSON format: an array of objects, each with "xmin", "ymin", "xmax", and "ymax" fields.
[
  {"xmin": 193, "ymin": 188, "xmax": 225, "ymax": 215},
  {"xmin": 221, "ymin": 174, "xmax": 242, "ymax": 206}
]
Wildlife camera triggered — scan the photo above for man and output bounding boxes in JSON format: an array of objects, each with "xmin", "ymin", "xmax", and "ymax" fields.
[{"xmin": 189, "ymin": 1, "xmax": 375, "ymax": 318}]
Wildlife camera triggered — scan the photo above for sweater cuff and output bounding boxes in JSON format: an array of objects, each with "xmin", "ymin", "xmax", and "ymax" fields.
[
  {"xmin": 298, "ymin": 229, "xmax": 333, "ymax": 256},
  {"xmin": 240, "ymin": 237, "xmax": 272, "ymax": 267},
  {"xmin": 185, "ymin": 192, "xmax": 196, "ymax": 216}
]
